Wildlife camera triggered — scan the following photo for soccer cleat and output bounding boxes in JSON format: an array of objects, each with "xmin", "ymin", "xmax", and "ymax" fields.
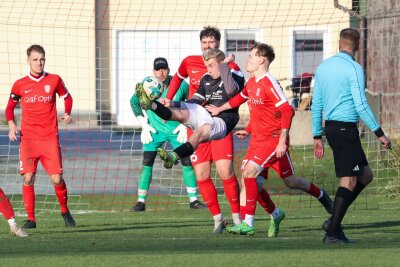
[
  {"xmin": 189, "ymin": 200, "xmax": 207, "ymax": 209},
  {"xmin": 10, "ymin": 225, "xmax": 28, "ymax": 237},
  {"xmin": 157, "ymin": 148, "xmax": 179, "ymax": 169},
  {"xmin": 319, "ymin": 189, "xmax": 334, "ymax": 214},
  {"xmin": 268, "ymin": 209, "xmax": 286, "ymax": 237},
  {"xmin": 22, "ymin": 220, "xmax": 36, "ymax": 229},
  {"xmin": 213, "ymin": 218, "xmax": 227, "ymax": 234},
  {"xmin": 226, "ymin": 222, "xmax": 255, "ymax": 236},
  {"xmin": 323, "ymin": 230, "xmax": 354, "ymax": 244},
  {"xmin": 135, "ymin": 82, "xmax": 153, "ymax": 110},
  {"xmin": 130, "ymin": 201, "xmax": 146, "ymax": 212},
  {"xmin": 322, "ymin": 218, "xmax": 344, "ymax": 232},
  {"xmin": 62, "ymin": 211, "xmax": 76, "ymax": 228}
]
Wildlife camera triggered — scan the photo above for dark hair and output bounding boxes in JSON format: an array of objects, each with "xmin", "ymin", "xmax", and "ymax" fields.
[
  {"xmin": 340, "ymin": 28, "xmax": 360, "ymax": 52},
  {"xmin": 199, "ymin": 26, "xmax": 221, "ymax": 41},
  {"xmin": 250, "ymin": 42, "xmax": 275, "ymax": 63},
  {"xmin": 27, "ymin": 45, "xmax": 45, "ymax": 57}
]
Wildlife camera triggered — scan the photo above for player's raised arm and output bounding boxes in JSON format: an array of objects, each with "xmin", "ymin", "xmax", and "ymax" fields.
[
  {"xmin": 219, "ymin": 62, "xmax": 244, "ymax": 98},
  {"xmin": 165, "ymin": 57, "xmax": 189, "ymax": 101}
]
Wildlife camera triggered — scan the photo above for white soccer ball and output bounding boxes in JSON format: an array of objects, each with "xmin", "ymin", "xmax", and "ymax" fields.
[{"xmin": 142, "ymin": 76, "xmax": 164, "ymax": 100}]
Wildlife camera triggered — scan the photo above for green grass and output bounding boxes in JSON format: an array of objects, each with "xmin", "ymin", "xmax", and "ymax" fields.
[{"xmin": 1, "ymin": 201, "xmax": 400, "ymax": 267}]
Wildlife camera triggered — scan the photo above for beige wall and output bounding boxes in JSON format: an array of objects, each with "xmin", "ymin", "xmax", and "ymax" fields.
[
  {"xmin": 100, "ymin": 0, "xmax": 350, "ymax": 120},
  {"xmin": 0, "ymin": 0, "xmax": 96, "ymax": 115},
  {"xmin": 1, "ymin": 0, "xmax": 350, "ymax": 125}
]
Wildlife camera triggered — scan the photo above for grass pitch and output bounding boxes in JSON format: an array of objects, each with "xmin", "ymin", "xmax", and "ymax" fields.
[{"xmin": 1, "ymin": 202, "xmax": 399, "ymax": 267}]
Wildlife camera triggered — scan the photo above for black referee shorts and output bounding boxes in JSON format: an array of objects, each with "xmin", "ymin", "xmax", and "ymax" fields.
[{"xmin": 325, "ymin": 120, "xmax": 368, "ymax": 178}]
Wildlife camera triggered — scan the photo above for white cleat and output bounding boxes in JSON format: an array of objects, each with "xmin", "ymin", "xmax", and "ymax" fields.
[
  {"xmin": 10, "ymin": 225, "xmax": 29, "ymax": 237},
  {"xmin": 213, "ymin": 218, "xmax": 227, "ymax": 234}
]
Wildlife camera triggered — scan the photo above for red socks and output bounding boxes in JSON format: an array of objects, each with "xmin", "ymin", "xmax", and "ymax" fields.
[
  {"xmin": 22, "ymin": 185, "xmax": 35, "ymax": 221},
  {"xmin": 197, "ymin": 178, "xmax": 221, "ymax": 216},
  {"xmin": 244, "ymin": 178, "xmax": 258, "ymax": 216},
  {"xmin": 309, "ymin": 183, "xmax": 322, "ymax": 198},
  {"xmin": 0, "ymin": 188, "xmax": 15, "ymax": 220},
  {"xmin": 222, "ymin": 176, "xmax": 240, "ymax": 214},
  {"xmin": 257, "ymin": 187, "xmax": 276, "ymax": 214},
  {"xmin": 54, "ymin": 180, "xmax": 69, "ymax": 214}
]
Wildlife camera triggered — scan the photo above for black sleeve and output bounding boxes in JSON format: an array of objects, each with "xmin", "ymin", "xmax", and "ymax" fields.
[{"xmin": 187, "ymin": 78, "xmax": 206, "ymax": 105}]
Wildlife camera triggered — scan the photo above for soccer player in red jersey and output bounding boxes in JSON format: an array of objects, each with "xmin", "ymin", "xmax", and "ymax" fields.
[
  {"xmin": 207, "ymin": 42, "xmax": 332, "ymax": 236},
  {"xmin": 0, "ymin": 187, "xmax": 28, "ymax": 237},
  {"xmin": 235, "ymin": 120, "xmax": 334, "ymax": 236},
  {"xmin": 160, "ymin": 27, "xmax": 243, "ymax": 233},
  {"xmin": 5, "ymin": 45, "xmax": 76, "ymax": 229}
]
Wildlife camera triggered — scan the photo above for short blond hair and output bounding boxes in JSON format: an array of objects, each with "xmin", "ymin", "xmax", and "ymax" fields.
[{"xmin": 202, "ymin": 48, "xmax": 225, "ymax": 62}]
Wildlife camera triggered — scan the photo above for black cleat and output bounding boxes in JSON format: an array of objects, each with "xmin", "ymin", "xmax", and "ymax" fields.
[
  {"xmin": 62, "ymin": 211, "xmax": 76, "ymax": 228},
  {"xmin": 189, "ymin": 200, "xmax": 207, "ymax": 209},
  {"xmin": 22, "ymin": 220, "xmax": 36, "ymax": 229},
  {"xmin": 130, "ymin": 201, "xmax": 145, "ymax": 212},
  {"xmin": 323, "ymin": 231, "xmax": 354, "ymax": 244},
  {"xmin": 322, "ymin": 218, "xmax": 344, "ymax": 232},
  {"xmin": 319, "ymin": 189, "xmax": 334, "ymax": 214}
]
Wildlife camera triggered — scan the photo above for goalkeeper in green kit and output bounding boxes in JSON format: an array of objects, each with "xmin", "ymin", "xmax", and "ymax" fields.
[{"xmin": 129, "ymin": 57, "xmax": 206, "ymax": 211}]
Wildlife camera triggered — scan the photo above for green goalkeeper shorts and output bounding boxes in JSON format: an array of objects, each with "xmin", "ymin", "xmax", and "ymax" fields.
[{"xmin": 142, "ymin": 131, "xmax": 184, "ymax": 152}]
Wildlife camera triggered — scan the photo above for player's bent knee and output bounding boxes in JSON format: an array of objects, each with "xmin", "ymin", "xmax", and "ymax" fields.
[
  {"xmin": 50, "ymin": 174, "xmax": 63, "ymax": 185},
  {"xmin": 23, "ymin": 173, "xmax": 35, "ymax": 185},
  {"xmin": 142, "ymin": 151, "xmax": 157, "ymax": 166}
]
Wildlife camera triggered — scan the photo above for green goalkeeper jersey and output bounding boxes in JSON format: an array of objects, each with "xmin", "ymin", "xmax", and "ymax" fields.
[{"xmin": 130, "ymin": 75, "xmax": 189, "ymax": 133}]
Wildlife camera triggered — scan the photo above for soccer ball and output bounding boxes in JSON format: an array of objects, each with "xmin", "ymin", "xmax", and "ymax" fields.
[{"xmin": 142, "ymin": 76, "xmax": 164, "ymax": 100}]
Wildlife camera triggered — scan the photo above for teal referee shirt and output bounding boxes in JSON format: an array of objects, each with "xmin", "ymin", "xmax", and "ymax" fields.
[{"xmin": 312, "ymin": 51, "xmax": 381, "ymax": 138}]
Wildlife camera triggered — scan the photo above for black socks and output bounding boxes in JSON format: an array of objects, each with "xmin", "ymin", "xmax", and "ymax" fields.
[
  {"xmin": 328, "ymin": 186, "xmax": 353, "ymax": 235},
  {"xmin": 173, "ymin": 142, "xmax": 194, "ymax": 159}
]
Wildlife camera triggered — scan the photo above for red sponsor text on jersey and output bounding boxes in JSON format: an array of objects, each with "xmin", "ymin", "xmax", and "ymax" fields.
[
  {"xmin": 10, "ymin": 72, "xmax": 69, "ymax": 139},
  {"xmin": 242, "ymin": 73, "xmax": 288, "ymax": 140}
]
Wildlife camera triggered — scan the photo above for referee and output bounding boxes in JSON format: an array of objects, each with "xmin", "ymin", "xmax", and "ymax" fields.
[{"xmin": 311, "ymin": 28, "xmax": 391, "ymax": 244}]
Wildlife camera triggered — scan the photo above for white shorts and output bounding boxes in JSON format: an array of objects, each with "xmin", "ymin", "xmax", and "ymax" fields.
[{"xmin": 181, "ymin": 102, "xmax": 227, "ymax": 141}]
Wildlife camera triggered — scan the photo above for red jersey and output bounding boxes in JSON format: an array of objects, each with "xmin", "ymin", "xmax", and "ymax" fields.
[
  {"xmin": 230, "ymin": 72, "xmax": 294, "ymax": 141},
  {"xmin": 10, "ymin": 72, "xmax": 69, "ymax": 139},
  {"xmin": 167, "ymin": 55, "xmax": 242, "ymax": 99}
]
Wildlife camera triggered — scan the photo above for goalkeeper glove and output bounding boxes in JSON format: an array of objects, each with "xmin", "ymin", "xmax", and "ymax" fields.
[
  {"xmin": 137, "ymin": 115, "xmax": 157, "ymax": 144},
  {"xmin": 173, "ymin": 124, "xmax": 187, "ymax": 143}
]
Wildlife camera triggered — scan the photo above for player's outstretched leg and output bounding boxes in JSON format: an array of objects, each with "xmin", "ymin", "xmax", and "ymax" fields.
[
  {"xmin": 136, "ymin": 82, "xmax": 153, "ymax": 110},
  {"xmin": 268, "ymin": 209, "xmax": 286, "ymax": 237},
  {"xmin": 157, "ymin": 148, "xmax": 179, "ymax": 169}
]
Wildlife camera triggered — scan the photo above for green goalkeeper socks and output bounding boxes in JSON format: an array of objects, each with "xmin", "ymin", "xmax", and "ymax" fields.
[
  {"xmin": 137, "ymin": 166, "xmax": 153, "ymax": 202},
  {"xmin": 182, "ymin": 165, "xmax": 198, "ymax": 202}
]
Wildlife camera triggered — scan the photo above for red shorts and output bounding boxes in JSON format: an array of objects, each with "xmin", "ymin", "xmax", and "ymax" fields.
[
  {"xmin": 20, "ymin": 136, "xmax": 63, "ymax": 175},
  {"xmin": 242, "ymin": 139, "xmax": 294, "ymax": 178},
  {"xmin": 189, "ymin": 131, "xmax": 234, "ymax": 166}
]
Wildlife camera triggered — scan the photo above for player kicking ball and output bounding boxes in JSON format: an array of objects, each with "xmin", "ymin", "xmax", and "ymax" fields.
[
  {"xmin": 136, "ymin": 48, "xmax": 244, "ymax": 170},
  {"xmin": 207, "ymin": 42, "xmax": 318, "ymax": 236},
  {"xmin": 137, "ymin": 48, "xmax": 244, "ymax": 234}
]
